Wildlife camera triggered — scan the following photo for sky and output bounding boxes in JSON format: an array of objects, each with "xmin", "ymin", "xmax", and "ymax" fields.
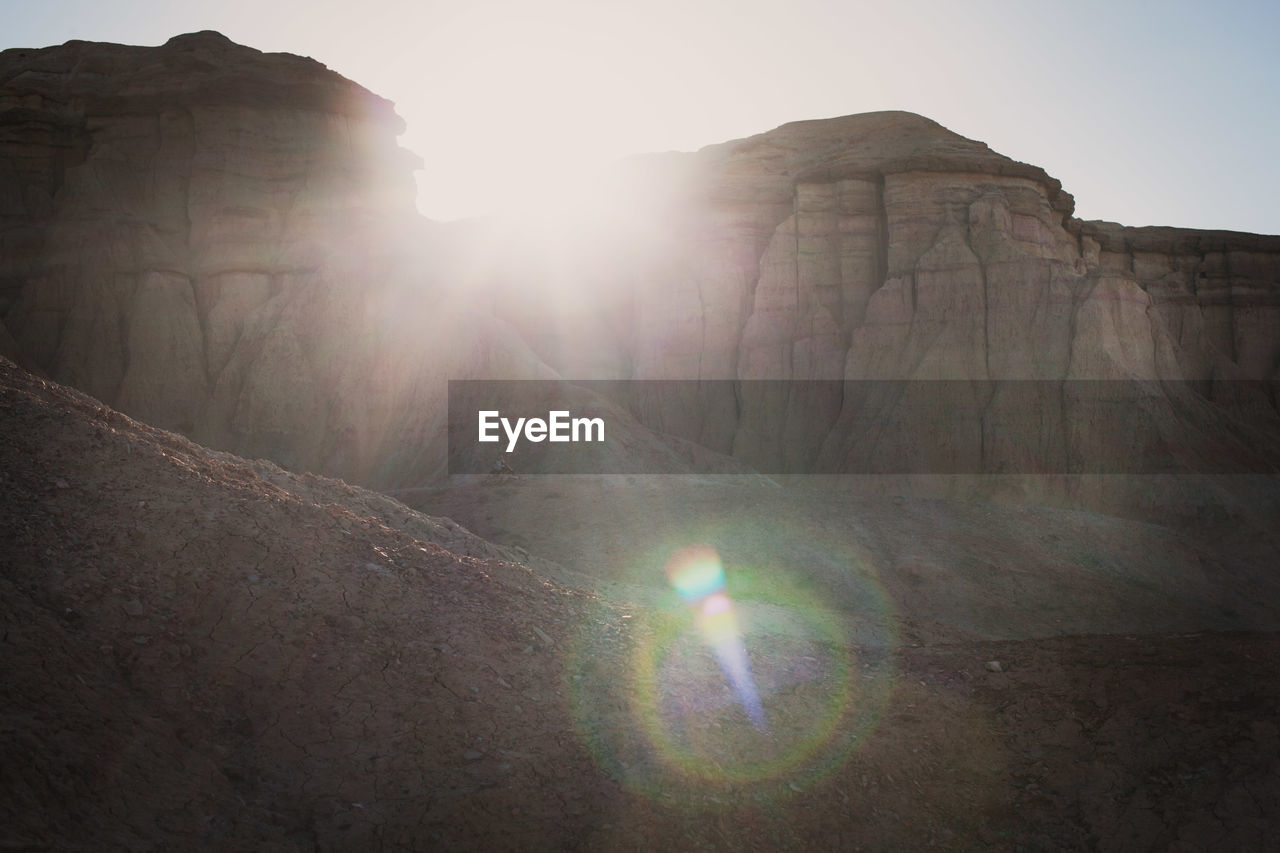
[{"xmin": 3, "ymin": 0, "xmax": 1279, "ymax": 232}]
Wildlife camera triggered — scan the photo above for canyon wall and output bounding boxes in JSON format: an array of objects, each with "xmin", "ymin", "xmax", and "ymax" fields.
[
  {"xmin": 0, "ymin": 31, "xmax": 551, "ymax": 487},
  {"xmin": 481, "ymin": 114, "xmax": 1279, "ymax": 508},
  {"xmin": 2, "ymin": 33, "xmax": 1277, "ymax": 507}
]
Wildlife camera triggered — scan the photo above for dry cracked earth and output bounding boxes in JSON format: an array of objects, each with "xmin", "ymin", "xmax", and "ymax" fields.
[{"xmin": 3, "ymin": 354, "xmax": 1280, "ymax": 851}]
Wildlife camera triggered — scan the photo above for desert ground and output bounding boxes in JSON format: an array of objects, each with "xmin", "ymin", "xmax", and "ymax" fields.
[{"xmin": 4, "ymin": 358, "xmax": 1279, "ymax": 851}]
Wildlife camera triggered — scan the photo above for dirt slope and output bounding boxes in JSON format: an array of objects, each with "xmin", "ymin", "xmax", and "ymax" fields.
[
  {"xmin": 0, "ymin": 357, "xmax": 614, "ymax": 849},
  {"xmin": 3, "ymin": 357, "xmax": 1280, "ymax": 850},
  {"xmin": 400, "ymin": 477, "xmax": 1280, "ymax": 644}
]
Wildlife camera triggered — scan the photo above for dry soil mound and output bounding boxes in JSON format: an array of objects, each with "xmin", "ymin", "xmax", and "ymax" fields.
[{"xmin": 4, "ymin": 358, "xmax": 1280, "ymax": 850}]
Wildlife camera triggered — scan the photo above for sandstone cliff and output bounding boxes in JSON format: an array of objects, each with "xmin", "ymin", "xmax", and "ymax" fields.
[
  {"xmin": 0, "ymin": 31, "xmax": 550, "ymax": 487},
  {"xmin": 2, "ymin": 34, "xmax": 1277, "ymax": 507},
  {"xmin": 482, "ymin": 111, "xmax": 1280, "ymax": 511}
]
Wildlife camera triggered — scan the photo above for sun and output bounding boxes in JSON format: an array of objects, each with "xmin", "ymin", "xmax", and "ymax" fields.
[{"xmin": 380, "ymin": 0, "xmax": 719, "ymax": 227}]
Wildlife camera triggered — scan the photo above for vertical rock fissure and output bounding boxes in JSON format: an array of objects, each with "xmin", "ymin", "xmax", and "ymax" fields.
[
  {"xmin": 191, "ymin": 274, "xmax": 215, "ymax": 388},
  {"xmin": 1060, "ymin": 277, "xmax": 1090, "ymax": 472},
  {"xmin": 731, "ymin": 263, "xmax": 755, "ymax": 383},
  {"xmin": 791, "ymin": 186, "xmax": 802, "ymax": 384},
  {"xmin": 793, "ymin": 185, "xmax": 803, "ymax": 313},
  {"xmin": 983, "ymin": 265, "xmax": 994, "ymax": 393},
  {"xmin": 874, "ymin": 172, "xmax": 889, "ymax": 294},
  {"xmin": 696, "ymin": 277, "xmax": 707, "ymax": 380},
  {"xmin": 176, "ymin": 106, "xmax": 211, "ymax": 387},
  {"xmin": 112, "ymin": 284, "xmax": 134, "ymax": 408},
  {"xmin": 969, "ymin": 215, "xmax": 997, "ymax": 471},
  {"xmin": 178, "ymin": 106, "xmax": 196, "ymax": 259}
]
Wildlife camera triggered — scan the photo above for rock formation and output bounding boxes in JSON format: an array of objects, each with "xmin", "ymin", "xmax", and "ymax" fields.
[
  {"xmin": 484, "ymin": 112, "xmax": 1280, "ymax": 512},
  {"xmin": 2, "ymin": 35, "xmax": 1280, "ymax": 848},
  {"xmin": 0, "ymin": 31, "xmax": 549, "ymax": 487},
  {"xmin": 1, "ymin": 33, "xmax": 1277, "ymax": 510}
]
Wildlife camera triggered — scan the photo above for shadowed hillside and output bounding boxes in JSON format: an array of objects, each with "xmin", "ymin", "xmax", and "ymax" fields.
[{"xmin": 3, "ymin": 362, "xmax": 1280, "ymax": 850}]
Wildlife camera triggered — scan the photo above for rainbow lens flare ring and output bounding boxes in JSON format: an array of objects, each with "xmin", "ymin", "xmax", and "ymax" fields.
[{"xmin": 567, "ymin": 523, "xmax": 898, "ymax": 802}]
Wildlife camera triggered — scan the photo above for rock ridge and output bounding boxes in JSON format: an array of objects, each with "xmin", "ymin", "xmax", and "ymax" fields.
[
  {"xmin": 1, "ymin": 32, "xmax": 1277, "ymax": 512},
  {"xmin": 0, "ymin": 31, "xmax": 470, "ymax": 487},
  {"xmin": 698, "ymin": 111, "xmax": 1075, "ymax": 215}
]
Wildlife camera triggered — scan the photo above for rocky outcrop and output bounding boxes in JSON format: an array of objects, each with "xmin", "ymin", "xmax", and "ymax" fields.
[
  {"xmin": 1073, "ymin": 221, "xmax": 1280, "ymax": 382},
  {"xmin": 481, "ymin": 112, "xmax": 1280, "ymax": 500},
  {"xmin": 2, "ymin": 34, "xmax": 1276, "ymax": 507},
  {"xmin": 0, "ymin": 32, "xmax": 551, "ymax": 486}
]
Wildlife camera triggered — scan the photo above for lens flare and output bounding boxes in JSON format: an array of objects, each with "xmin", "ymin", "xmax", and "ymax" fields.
[
  {"xmin": 667, "ymin": 549, "xmax": 767, "ymax": 731},
  {"xmin": 666, "ymin": 544, "xmax": 726, "ymax": 602},
  {"xmin": 566, "ymin": 514, "xmax": 899, "ymax": 802}
]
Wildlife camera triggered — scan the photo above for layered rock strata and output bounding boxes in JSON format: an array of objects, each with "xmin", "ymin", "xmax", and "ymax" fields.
[
  {"xmin": 486, "ymin": 113, "xmax": 1279, "ymax": 497},
  {"xmin": 2, "ymin": 34, "xmax": 1277, "ymax": 503},
  {"xmin": 0, "ymin": 31, "xmax": 543, "ymax": 487}
]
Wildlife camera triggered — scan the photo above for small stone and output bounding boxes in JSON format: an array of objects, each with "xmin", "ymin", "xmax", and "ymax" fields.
[
  {"xmin": 985, "ymin": 660, "xmax": 1003, "ymax": 673},
  {"xmin": 462, "ymin": 750, "xmax": 484, "ymax": 761},
  {"xmin": 55, "ymin": 479, "xmax": 69, "ymax": 489},
  {"xmin": 124, "ymin": 599, "xmax": 145, "ymax": 616}
]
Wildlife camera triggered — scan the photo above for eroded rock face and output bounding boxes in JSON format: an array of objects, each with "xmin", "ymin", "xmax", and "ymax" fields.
[
  {"xmin": 1077, "ymin": 222, "xmax": 1280, "ymax": 383},
  {"xmin": 0, "ymin": 31, "xmax": 543, "ymax": 486},
  {"xmin": 2, "ymin": 35, "xmax": 1277, "ymax": 505},
  {"xmin": 487, "ymin": 112, "xmax": 1280, "ymax": 499}
]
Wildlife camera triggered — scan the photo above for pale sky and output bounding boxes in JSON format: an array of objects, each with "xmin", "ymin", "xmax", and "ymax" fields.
[{"xmin": 4, "ymin": 0, "xmax": 1279, "ymax": 233}]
